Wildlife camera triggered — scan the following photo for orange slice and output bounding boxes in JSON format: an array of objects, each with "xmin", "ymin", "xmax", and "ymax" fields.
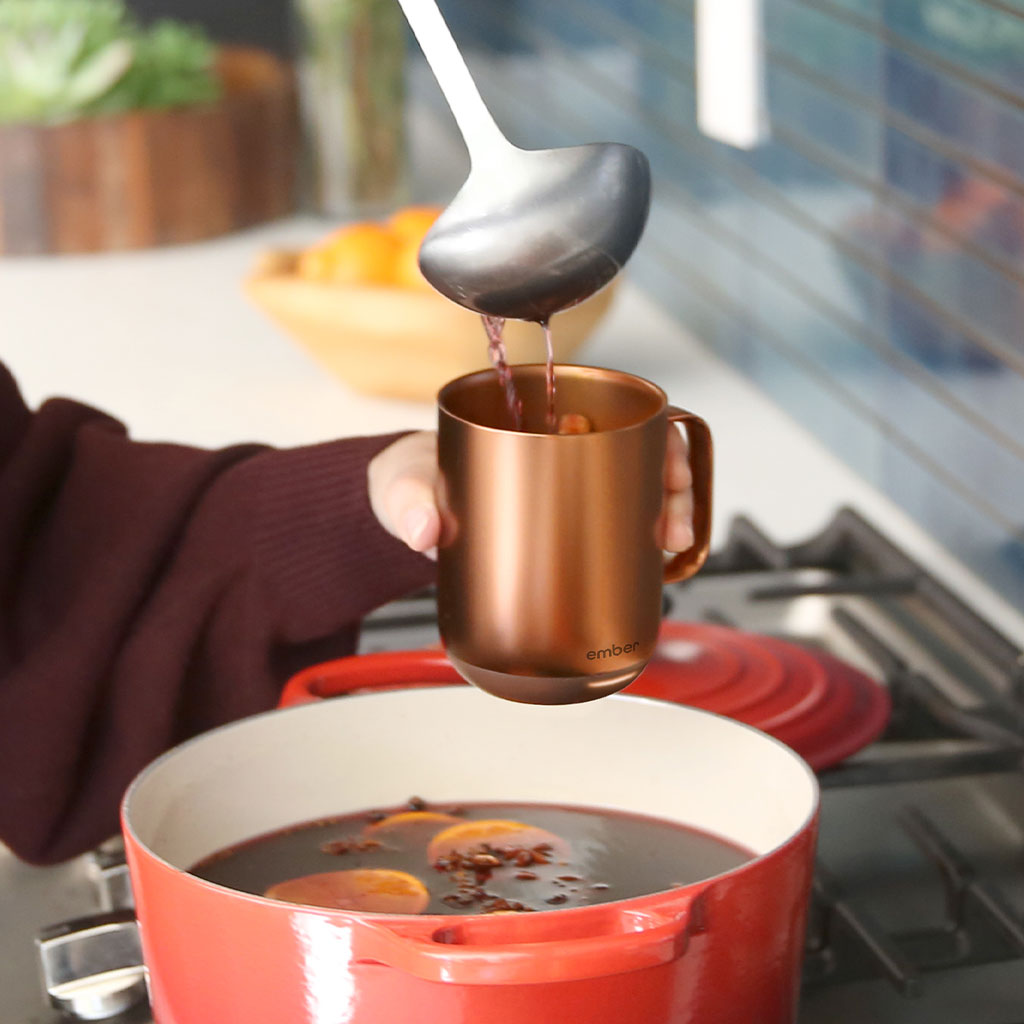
[
  {"xmin": 362, "ymin": 810, "xmax": 461, "ymax": 839},
  {"xmin": 426, "ymin": 820, "xmax": 571, "ymax": 865},
  {"xmin": 557, "ymin": 413, "xmax": 594, "ymax": 435},
  {"xmin": 264, "ymin": 868, "xmax": 429, "ymax": 914}
]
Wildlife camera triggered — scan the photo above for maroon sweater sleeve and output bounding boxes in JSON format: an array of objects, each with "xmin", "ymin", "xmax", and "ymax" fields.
[{"xmin": 0, "ymin": 364, "xmax": 435, "ymax": 864}]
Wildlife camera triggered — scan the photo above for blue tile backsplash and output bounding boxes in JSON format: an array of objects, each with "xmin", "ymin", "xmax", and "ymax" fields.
[{"xmin": 424, "ymin": 0, "xmax": 1024, "ymax": 610}]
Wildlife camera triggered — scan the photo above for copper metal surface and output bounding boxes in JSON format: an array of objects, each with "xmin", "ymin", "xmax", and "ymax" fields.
[{"xmin": 436, "ymin": 364, "xmax": 713, "ymax": 704}]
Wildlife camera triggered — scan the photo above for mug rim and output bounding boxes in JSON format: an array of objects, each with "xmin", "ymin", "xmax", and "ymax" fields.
[{"xmin": 437, "ymin": 363, "xmax": 669, "ymax": 436}]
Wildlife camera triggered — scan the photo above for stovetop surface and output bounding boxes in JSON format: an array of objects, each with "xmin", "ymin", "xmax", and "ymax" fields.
[{"xmin": 4, "ymin": 508, "xmax": 1023, "ymax": 1023}]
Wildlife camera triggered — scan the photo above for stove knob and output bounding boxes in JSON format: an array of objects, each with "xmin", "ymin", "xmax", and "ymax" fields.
[
  {"xmin": 36, "ymin": 910, "xmax": 147, "ymax": 1020},
  {"xmin": 87, "ymin": 837, "xmax": 135, "ymax": 911}
]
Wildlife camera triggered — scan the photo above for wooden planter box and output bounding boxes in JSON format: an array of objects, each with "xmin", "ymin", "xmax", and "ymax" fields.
[{"xmin": 0, "ymin": 47, "xmax": 299, "ymax": 255}]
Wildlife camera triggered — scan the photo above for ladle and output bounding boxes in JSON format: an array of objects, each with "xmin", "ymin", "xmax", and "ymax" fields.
[{"xmin": 396, "ymin": 0, "xmax": 651, "ymax": 322}]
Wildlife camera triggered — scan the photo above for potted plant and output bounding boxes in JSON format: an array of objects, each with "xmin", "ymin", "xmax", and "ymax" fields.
[{"xmin": 0, "ymin": 0, "xmax": 299, "ymax": 254}]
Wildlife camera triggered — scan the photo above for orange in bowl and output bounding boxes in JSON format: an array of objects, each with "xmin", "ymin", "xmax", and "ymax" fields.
[
  {"xmin": 386, "ymin": 205, "xmax": 442, "ymax": 244},
  {"xmin": 391, "ymin": 237, "xmax": 434, "ymax": 291},
  {"xmin": 264, "ymin": 868, "xmax": 430, "ymax": 914},
  {"xmin": 297, "ymin": 221, "xmax": 400, "ymax": 286},
  {"xmin": 388, "ymin": 205, "xmax": 441, "ymax": 291},
  {"xmin": 245, "ymin": 204, "xmax": 618, "ymax": 402}
]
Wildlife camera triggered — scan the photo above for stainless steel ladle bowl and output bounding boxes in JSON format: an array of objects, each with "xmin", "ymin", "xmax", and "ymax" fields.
[{"xmin": 396, "ymin": 0, "xmax": 651, "ymax": 322}]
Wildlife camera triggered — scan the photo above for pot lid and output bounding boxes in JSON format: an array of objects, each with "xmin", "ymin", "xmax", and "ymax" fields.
[
  {"xmin": 626, "ymin": 622, "xmax": 890, "ymax": 770},
  {"xmin": 280, "ymin": 624, "xmax": 891, "ymax": 772}
]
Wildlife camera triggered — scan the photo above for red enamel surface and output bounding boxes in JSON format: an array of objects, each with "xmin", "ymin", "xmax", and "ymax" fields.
[
  {"xmin": 278, "ymin": 622, "xmax": 891, "ymax": 770},
  {"xmin": 124, "ymin": 809, "xmax": 816, "ymax": 1024}
]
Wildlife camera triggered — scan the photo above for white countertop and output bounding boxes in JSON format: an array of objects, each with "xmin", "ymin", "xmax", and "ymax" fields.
[{"xmin": 3, "ymin": 217, "xmax": 1022, "ymax": 638}]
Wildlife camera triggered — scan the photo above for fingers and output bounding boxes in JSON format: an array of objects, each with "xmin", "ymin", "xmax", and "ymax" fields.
[
  {"xmin": 367, "ymin": 431, "xmax": 441, "ymax": 556},
  {"xmin": 664, "ymin": 422, "xmax": 692, "ymax": 492},
  {"xmin": 662, "ymin": 490, "xmax": 695, "ymax": 552},
  {"xmin": 371, "ymin": 425, "xmax": 695, "ymax": 557},
  {"xmin": 659, "ymin": 424, "xmax": 695, "ymax": 553}
]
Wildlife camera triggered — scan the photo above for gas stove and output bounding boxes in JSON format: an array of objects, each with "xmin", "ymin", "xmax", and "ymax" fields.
[{"xmin": 3, "ymin": 508, "xmax": 1022, "ymax": 1023}]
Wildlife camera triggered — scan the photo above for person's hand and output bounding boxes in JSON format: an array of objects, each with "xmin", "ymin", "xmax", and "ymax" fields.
[
  {"xmin": 657, "ymin": 424, "xmax": 695, "ymax": 552},
  {"xmin": 368, "ymin": 426, "xmax": 695, "ymax": 556},
  {"xmin": 368, "ymin": 431, "xmax": 441, "ymax": 557}
]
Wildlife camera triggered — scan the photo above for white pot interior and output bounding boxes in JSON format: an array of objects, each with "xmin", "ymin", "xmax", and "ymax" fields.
[{"xmin": 124, "ymin": 688, "xmax": 818, "ymax": 870}]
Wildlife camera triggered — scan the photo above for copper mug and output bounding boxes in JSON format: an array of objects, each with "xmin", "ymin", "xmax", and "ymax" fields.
[{"xmin": 436, "ymin": 364, "xmax": 713, "ymax": 704}]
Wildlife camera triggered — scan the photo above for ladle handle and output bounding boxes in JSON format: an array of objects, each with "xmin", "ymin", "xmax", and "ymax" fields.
[{"xmin": 394, "ymin": 0, "xmax": 511, "ymax": 165}]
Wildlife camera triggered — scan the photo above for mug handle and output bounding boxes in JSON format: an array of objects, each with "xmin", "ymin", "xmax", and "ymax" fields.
[{"xmin": 663, "ymin": 406, "xmax": 713, "ymax": 584}]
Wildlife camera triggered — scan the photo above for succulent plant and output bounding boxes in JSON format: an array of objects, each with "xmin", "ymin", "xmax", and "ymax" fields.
[{"xmin": 0, "ymin": 0, "xmax": 220, "ymax": 124}]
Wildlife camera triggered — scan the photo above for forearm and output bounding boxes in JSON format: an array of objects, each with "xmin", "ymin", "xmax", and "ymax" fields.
[{"xmin": 0, "ymin": 369, "xmax": 434, "ymax": 862}]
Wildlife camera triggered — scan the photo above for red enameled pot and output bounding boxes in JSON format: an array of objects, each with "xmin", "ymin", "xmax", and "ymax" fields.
[{"xmin": 122, "ymin": 687, "xmax": 818, "ymax": 1023}]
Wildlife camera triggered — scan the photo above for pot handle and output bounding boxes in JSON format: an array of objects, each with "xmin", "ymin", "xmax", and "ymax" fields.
[
  {"xmin": 663, "ymin": 406, "xmax": 713, "ymax": 584},
  {"xmin": 346, "ymin": 890, "xmax": 699, "ymax": 985},
  {"xmin": 278, "ymin": 649, "xmax": 462, "ymax": 707}
]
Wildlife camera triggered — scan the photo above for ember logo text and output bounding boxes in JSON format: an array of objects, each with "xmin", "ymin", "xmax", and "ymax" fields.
[{"xmin": 586, "ymin": 642, "xmax": 638, "ymax": 660}]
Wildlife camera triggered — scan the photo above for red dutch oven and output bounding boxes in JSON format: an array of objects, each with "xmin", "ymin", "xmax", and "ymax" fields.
[{"xmin": 122, "ymin": 687, "xmax": 818, "ymax": 1023}]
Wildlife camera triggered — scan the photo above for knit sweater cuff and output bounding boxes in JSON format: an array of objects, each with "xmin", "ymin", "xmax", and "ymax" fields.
[{"xmin": 251, "ymin": 433, "xmax": 435, "ymax": 641}]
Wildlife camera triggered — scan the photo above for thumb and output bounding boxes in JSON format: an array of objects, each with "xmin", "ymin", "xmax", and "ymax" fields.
[{"xmin": 367, "ymin": 432, "xmax": 441, "ymax": 555}]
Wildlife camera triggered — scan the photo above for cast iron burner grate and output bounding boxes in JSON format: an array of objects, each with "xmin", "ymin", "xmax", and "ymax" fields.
[
  {"xmin": 804, "ymin": 805, "xmax": 1024, "ymax": 991},
  {"xmin": 683, "ymin": 509, "xmax": 1024, "ymax": 782},
  {"xmin": 660, "ymin": 508, "xmax": 1024, "ymax": 1022},
  {"xmin": 362, "ymin": 507, "xmax": 1024, "ymax": 1020}
]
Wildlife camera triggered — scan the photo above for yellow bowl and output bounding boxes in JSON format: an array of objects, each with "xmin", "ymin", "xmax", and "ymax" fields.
[{"xmin": 245, "ymin": 250, "xmax": 617, "ymax": 402}]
